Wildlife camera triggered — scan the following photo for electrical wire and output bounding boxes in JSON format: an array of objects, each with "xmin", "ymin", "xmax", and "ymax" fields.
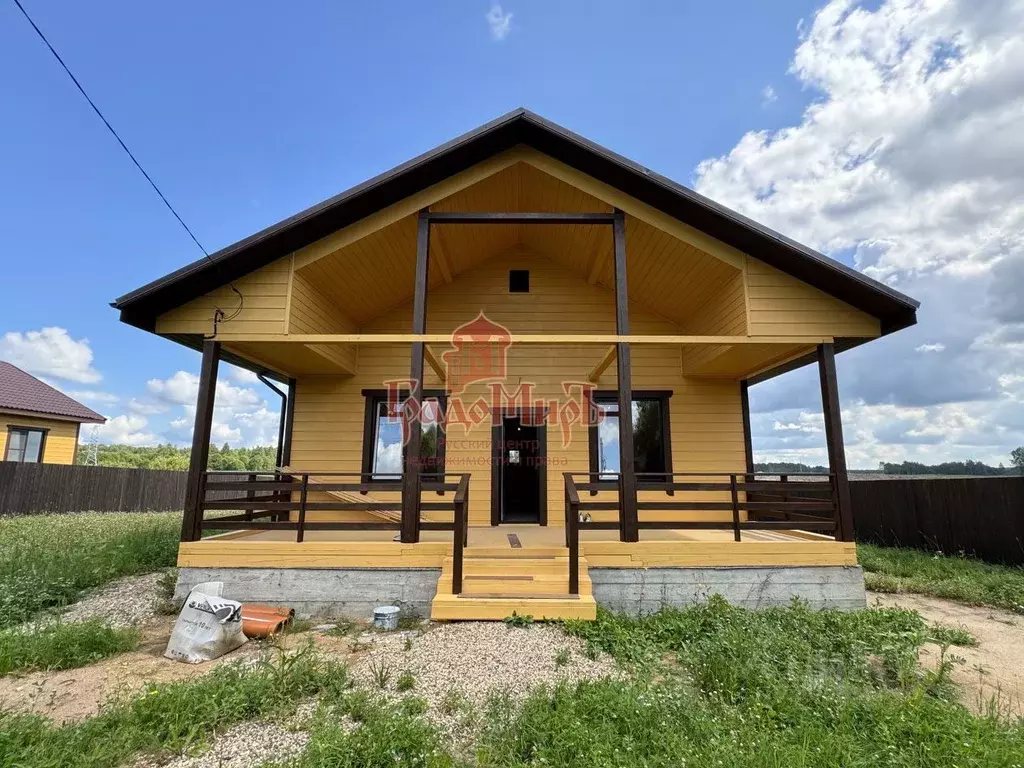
[{"xmin": 11, "ymin": 0, "xmax": 243, "ymax": 328}]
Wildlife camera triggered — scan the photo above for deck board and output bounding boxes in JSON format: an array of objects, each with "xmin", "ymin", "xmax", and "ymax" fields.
[{"xmin": 178, "ymin": 524, "xmax": 855, "ymax": 568}]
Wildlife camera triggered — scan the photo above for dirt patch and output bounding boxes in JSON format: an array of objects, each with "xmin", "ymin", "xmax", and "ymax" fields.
[
  {"xmin": 0, "ymin": 618, "xmax": 271, "ymax": 724},
  {"xmin": 870, "ymin": 591, "xmax": 1024, "ymax": 717}
]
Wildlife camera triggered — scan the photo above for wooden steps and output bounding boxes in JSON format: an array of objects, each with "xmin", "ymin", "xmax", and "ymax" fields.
[{"xmin": 430, "ymin": 548, "xmax": 597, "ymax": 620}]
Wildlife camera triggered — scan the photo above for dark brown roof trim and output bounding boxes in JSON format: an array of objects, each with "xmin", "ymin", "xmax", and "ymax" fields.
[{"xmin": 112, "ymin": 108, "xmax": 918, "ymax": 336}]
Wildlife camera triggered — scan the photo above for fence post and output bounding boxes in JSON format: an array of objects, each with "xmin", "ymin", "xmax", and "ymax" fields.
[
  {"xmin": 296, "ymin": 474, "xmax": 309, "ymax": 543},
  {"xmin": 245, "ymin": 473, "xmax": 256, "ymax": 521},
  {"xmin": 730, "ymin": 473, "xmax": 741, "ymax": 542}
]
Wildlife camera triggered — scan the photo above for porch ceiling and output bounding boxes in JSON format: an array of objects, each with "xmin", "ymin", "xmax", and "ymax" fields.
[{"xmin": 294, "ymin": 162, "xmax": 742, "ymax": 329}]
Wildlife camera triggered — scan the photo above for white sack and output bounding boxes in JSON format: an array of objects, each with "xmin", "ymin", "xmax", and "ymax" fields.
[{"xmin": 164, "ymin": 581, "xmax": 248, "ymax": 663}]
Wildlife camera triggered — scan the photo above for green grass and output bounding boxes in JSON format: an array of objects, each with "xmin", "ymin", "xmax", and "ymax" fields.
[
  {"xmin": 0, "ymin": 645, "xmax": 349, "ymax": 768},
  {"xmin": 472, "ymin": 599, "xmax": 1024, "ymax": 767},
  {"xmin": 0, "ymin": 619, "xmax": 140, "ymax": 676},
  {"xmin": 0, "ymin": 512, "xmax": 180, "ymax": 628},
  {"xmin": 858, "ymin": 543, "xmax": 1024, "ymax": 613}
]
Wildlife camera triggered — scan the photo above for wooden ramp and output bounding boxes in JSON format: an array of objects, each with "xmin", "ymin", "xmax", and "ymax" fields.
[{"xmin": 431, "ymin": 546, "xmax": 597, "ymax": 621}]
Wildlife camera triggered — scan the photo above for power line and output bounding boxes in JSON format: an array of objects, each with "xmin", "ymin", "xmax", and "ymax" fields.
[{"xmin": 11, "ymin": 0, "xmax": 242, "ymax": 325}]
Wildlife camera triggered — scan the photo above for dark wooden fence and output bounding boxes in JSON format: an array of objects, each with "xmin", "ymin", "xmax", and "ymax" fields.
[
  {"xmin": 852, "ymin": 477, "xmax": 1024, "ymax": 565},
  {"xmin": 0, "ymin": 463, "xmax": 188, "ymax": 515}
]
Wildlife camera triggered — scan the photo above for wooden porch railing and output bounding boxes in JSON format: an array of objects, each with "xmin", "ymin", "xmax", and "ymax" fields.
[
  {"xmin": 194, "ymin": 470, "xmax": 471, "ymax": 543},
  {"xmin": 562, "ymin": 471, "xmax": 842, "ymax": 594}
]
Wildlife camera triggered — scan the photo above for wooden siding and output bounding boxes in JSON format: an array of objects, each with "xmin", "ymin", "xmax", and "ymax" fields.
[
  {"xmin": 290, "ymin": 249, "xmax": 747, "ymax": 526},
  {"xmin": 0, "ymin": 414, "xmax": 79, "ymax": 465},
  {"xmin": 155, "ymin": 259, "xmax": 291, "ymax": 336},
  {"xmin": 745, "ymin": 258, "xmax": 880, "ymax": 337},
  {"xmin": 680, "ymin": 272, "xmax": 747, "ymax": 372},
  {"xmin": 288, "ymin": 268, "xmax": 358, "ymax": 372}
]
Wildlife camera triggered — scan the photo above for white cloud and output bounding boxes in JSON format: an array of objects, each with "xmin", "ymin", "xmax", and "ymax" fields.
[
  {"xmin": 128, "ymin": 398, "xmax": 168, "ymax": 415},
  {"xmin": 227, "ymin": 365, "xmax": 260, "ymax": 385},
  {"xmin": 65, "ymin": 389, "xmax": 118, "ymax": 404},
  {"xmin": 761, "ymin": 85, "xmax": 778, "ymax": 105},
  {"xmin": 695, "ymin": 0, "xmax": 1024, "ymax": 282},
  {"xmin": 0, "ymin": 327, "xmax": 101, "ymax": 383},
  {"xmin": 696, "ymin": 0, "xmax": 1024, "ymax": 467},
  {"xmin": 146, "ymin": 371, "xmax": 262, "ymax": 409},
  {"xmin": 486, "ymin": 4, "xmax": 513, "ymax": 40},
  {"xmin": 88, "ymin": 414, "xmax": 159, "ymax": 446}
]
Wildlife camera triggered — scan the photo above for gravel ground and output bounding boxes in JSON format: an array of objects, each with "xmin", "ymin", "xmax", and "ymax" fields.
[
  {"xmin": 61, "ymin": 571, "xmax": 167, "ymax": 628},
  {"xmin": 349, "ymin": 621, "xmax": 620, "ymax": 745},
  {"xmin": 133, "ymin": 721, "xmax": 309, "ymax": 768}
]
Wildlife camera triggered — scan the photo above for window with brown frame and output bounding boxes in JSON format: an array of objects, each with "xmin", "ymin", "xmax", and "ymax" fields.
[
  {"xmin": 587, "ymin": 391, "xmax": 672, "ymax": 483},
  {"xmin": 360, "ymin": 389, "xmax": 447, "ymax": 482},
  {"xmin": 4, "ymin": 426, "xmax": 47, "ymax": 463}
]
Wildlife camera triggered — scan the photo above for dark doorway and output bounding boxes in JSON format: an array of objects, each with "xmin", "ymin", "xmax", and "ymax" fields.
[{"xmin": 493, "ymin": 415, "xmax": 546, "ymax": 524}]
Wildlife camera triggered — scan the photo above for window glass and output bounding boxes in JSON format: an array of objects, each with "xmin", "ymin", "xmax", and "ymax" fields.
[
  {"xmin": 594, "ymin": 398, "xmax": 667, "ymax": 478},
  {"xmin": 370, "ymin": 397, "xmax": 443, "ymax": 479},
  {"xmin": 5, "ymin": 428, "xmax": 44, "ymax": 463}
]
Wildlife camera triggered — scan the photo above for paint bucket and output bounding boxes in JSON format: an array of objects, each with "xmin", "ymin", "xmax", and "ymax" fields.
[{"xmin": 373, "ymin": 605, "xmax": 400, "ymax": 631}]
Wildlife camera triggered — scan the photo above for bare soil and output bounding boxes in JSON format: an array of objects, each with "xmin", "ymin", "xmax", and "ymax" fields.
[
  {"xmin": 0, "ymin": 618, "xmax": 267, "ymax": 723},
  {"xmin": 871, "ymin": 591, "xmax": 1024, "ymax": 718}
]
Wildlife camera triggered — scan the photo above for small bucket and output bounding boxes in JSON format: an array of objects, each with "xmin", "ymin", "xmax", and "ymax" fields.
[{"xmin": 373, "ymin": 605, "xmax": 400, "ymax": 631}]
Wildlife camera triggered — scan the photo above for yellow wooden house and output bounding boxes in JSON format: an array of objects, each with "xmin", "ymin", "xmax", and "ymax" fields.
[
  {"xmin": 0, "ymin": 361, "xmax": 105, "ymax": 465},
  {"xmin": 113, "ymin": 110, "xmax": 918, "ymax": 621}
]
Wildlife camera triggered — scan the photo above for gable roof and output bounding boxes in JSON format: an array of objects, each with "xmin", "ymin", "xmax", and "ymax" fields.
[
  {"xmin": 112, "ymin": 108, "xmax": 918, "ymax": 335},
  {"xmin": 0, "ymin": 362, "xmax": 106, "ymax": 424}
]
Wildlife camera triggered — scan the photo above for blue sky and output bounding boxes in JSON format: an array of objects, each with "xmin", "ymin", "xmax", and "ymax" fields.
[{"xmin": 2, "ymin": 1, "xmax": 1022, "ymax": 467}]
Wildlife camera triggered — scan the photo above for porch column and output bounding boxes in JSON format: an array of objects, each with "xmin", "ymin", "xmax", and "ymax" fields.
[
  {"xmin": 817, "ymin": 343, "xmax": 854, "ymax": 541},
  {"xmin": 612, "ymin": 209, "xmax": 639, "ymax": 542},
  {"xmin": 280, "ymin": 377, "xmax": 297, "ymax": 467},
  {"xmin": 401, "ymin": 210, "xmax": 430, "ymax": 543},
  {"xmin": 182, "ymin": 339, "xmax": 219, "ymax": 542},
  {"xmin": 740, "ymin": 380, "xmax": 754, "ymax": 477}
]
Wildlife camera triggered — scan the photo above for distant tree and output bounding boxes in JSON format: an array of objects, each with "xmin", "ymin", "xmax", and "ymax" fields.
[
  {"xmin": 754, "ymin": 462, "xmax": 829, "ymax": 474},
  {"xmin": 878, "ymin": 459, "xmax": 1013, "ymax": 476},
  {"xmin": 1012, "ymin": 447, "xmax": 1024, "ymax": 475},
  {"xmin": 76, "ymin": 443, "xmax": 276, "ymax": 471}
]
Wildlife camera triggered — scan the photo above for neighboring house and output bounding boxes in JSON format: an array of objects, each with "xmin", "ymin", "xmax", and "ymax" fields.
[
  {"xmin": 112, "ymin": 110, "xmax": 919, "ymax": 621},
  {"xmin": 0, "ymin": 361, "xmax": 105, "ymax": 464}
]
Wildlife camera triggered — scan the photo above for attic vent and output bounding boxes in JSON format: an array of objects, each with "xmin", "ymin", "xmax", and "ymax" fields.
[{"xmin": 509, "ymin": 269, "xmax": 530, "ymax": 293}]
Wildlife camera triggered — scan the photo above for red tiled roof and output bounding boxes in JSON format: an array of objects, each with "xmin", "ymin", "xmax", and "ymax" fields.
[{"xmin": 0, "ymin": 361, "xmax": 106, "ymax": 423}]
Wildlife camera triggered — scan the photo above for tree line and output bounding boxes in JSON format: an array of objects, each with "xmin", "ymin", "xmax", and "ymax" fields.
[
  {"xmin": 757, "ymin": 450, "xmax": 1023, "ymax": 477},
  {"xmin": 76, "ymin": 443, "xmax": 277, "ymax": 471}
]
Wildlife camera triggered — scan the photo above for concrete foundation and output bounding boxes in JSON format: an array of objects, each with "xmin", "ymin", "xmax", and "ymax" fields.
[
  {"xmin": 174, "ymin": 565, "xmax": 866, "ymax": 620},
  {"xmin": 589, "ymin": 566, "xmax": 867, "ymax": 615},
  {"xmin": 174, "ymin": 567, "xmax": 442, "ymax": 620}
]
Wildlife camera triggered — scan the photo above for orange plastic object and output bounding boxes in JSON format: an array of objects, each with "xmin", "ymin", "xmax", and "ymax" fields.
[{"xmin": 240, "ymin": 604, "xmax": 295, "ymax": 638}]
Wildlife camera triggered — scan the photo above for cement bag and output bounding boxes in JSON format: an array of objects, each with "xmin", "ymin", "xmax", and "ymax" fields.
[{"xmin": 164, "ymin": 581, "xmax": 248, "ymax": 663}]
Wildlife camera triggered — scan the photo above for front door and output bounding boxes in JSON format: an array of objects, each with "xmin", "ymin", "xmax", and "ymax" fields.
[{"xmin": 498, "ymin": 416, "xmax": 542, "ymax": 523}]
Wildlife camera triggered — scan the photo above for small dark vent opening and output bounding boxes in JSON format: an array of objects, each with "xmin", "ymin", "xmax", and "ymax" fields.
[{"xmin": 509, "ymin": 269, "xmax": 530, "ymax": 293}]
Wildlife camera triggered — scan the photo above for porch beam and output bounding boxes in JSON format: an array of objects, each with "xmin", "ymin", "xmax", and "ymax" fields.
[
  {"xmin": 182, "ymin": 340, "xmax": 219, "ymax": 542},
  {"xmin": 210, "ymin": 333, "xmax": 834, "ymax": 346},
  {"xmin": 426, "ymin": 211, "xmax": 617, "ymax": 224},
  {"xmin": 613, "ymin": 209, "xmax": 639, "ymax": 542},
  {"xmin": 401, "ymin": 210, "xmax": 430, "ymax": 543},
  {"xmin": 424, "ymin": 345, "xmax": 447, "ymax": 383},
  {"xmin": 740, "ymin": 380, "xmax": 754, "ymax": 476},
  {"xmin": 817, "ymin": 343, "xmax": 854, "ymax": 541},
  {"xmin": 587, "ymin": 345, "xmax": 617, "ymax": 382}
]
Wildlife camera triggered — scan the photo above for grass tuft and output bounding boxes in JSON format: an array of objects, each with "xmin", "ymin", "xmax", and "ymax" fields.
[
  {"xmin": 0, "ymin": 645, "xmax": 348, "ymax": 768},
  {"xmin": 0, "ymin": 619, "xmax": 140, "ymax": 676},
  {"xmin": 0, "ymin": 512, "xmax": 180, "ymax": 628},
  {"xmin": 858, "ymin": 543, "xmax": 1024, "ymax": 613}
]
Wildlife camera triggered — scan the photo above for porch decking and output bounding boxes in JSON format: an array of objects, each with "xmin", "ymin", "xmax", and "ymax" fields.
[{"xmin": 179, "ymin": 523, "xmax": 857, "ymax": 620}]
